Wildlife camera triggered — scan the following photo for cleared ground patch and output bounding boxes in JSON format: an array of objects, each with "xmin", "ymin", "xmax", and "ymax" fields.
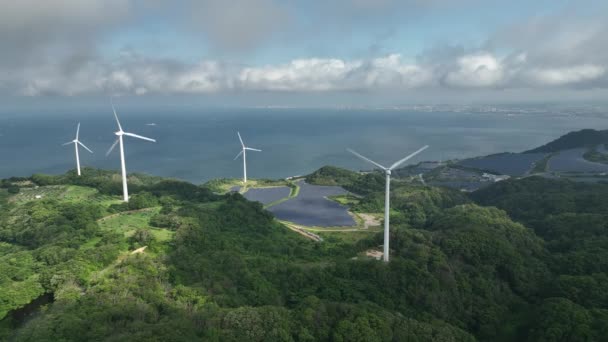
[
  {"xmin": 9, "ymin": 186, "xmax": 66, "ymax": 204},
  {"xmin": 268, "ymin": 181, "xmax": 355, "ymax": 227},
  {"xmin": 98, "ymin": 207, "xmax": 174, "ymax": 242},
  {"xmin": 9, "ymin": 185, "xmax": 122, "ymax": 209}
]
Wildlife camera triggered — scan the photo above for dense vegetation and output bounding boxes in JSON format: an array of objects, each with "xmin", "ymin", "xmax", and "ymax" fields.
[
  {"xmin": 583, "ymin": 146, "xmax": 608, "ymax": 164},
  {"xmin": 471, "ymin": 176, "xmax": 608, "ymax": 340},
  {"xmin": 305, "ymin": 166, "xmax": 360, "ymax": 186},
  {"xmin": 0, "ymin": 167, "xmax": 607, "ymax": 341},
  {"xmin": 525, "ymin": 129, "xmax": 608, "ymax": 153},
  {"xmin": 308, "ymin": 165, "xmax": 469, "ymax": 227}
]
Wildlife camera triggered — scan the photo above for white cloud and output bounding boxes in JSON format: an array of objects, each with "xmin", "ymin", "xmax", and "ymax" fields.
[
  {"xmin": 238, "ymin": 54, "xmax": 433, "ymax": 92},
  {"xmin": 444, "ymin": 53, "xmax": 504, "ymax": 87},
  {"xmin": 525, "ymin": 65, "xmax": 606, "ymax": 86},
  {"xmin": 1, "ymin": 0, "xmax": 607, "ymax": 103},
  {"xmin": 6, "ymin": 51, "xmax": 608, "ymax": 97},
  {"xmin": 239, "ymin": 58, "xmax": 357, "ymax": 91}
]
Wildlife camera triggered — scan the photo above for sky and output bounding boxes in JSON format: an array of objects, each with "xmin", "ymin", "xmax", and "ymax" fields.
[{"xmin": 1, "ymin": 0, "xmax": 607, "ymax": 107}]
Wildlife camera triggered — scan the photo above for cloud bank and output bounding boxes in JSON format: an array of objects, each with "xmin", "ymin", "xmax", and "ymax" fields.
[
  {"xmin": 0, "ymin": 0, "xmax": 606, "ymax": 102},
  {"xmin": 5, "ymin": 51, "xmax": 606, "ymax": 97}
]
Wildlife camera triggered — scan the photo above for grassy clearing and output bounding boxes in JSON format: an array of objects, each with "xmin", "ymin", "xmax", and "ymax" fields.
[
  {"xmin": 9, "ymin": 185, "xmax": 66, "ymax": 204},
  {"xmin": 9, "ymin": 185, "xmax": 122, "ymax": 209},
  {"xmin": 99, "ymin": 207, "xmax": 163, "ymax": 238},
  {"xmin": 61, "ymin": 185, "xmax": 98, "ymax": 201},
  {"xmin": 328, "ymin": 194, "xmax": 360, "ymax": 206},
  {"xmin": 149, "ymin": 228, "xmax": 174, "ymax": 242},
  {"xmin": 80, "ymin": 237, "xmax": 102, "ymax": 250},
  {"xmin": 289, "ymin": 181, "xmax": 300, "ymax": 197},
  {"xmin": 205, "ymin": 177, "xmax": 295, "ymax": 194}
]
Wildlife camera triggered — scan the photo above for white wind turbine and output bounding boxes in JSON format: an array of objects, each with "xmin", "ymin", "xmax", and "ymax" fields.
[
  {"xmin": 62, "ymin": 123, "xmax": 93, "ymax": 176},
  {"xmin": 347, "ymin": 145, "xmax": 429, "ymax": 262},
  {"xmin": 234, "ymin": 132, "xmax": 261, "ymax": 184},
  {"xmin": 106, "ymin": 103, "xmax": 156, "ymax": 202}
]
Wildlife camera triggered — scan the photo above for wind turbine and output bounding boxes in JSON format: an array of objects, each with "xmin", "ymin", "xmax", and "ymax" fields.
[
  {"xmin": 106, "ymin": 103, "xmax": 155, "ymax": 202},
  {"xmin": 234, "ymin": 132, "xmax": 261, "ymax": 184},
  {"xmin": 347, "ymin": 145, "xmax": 429, "ymax": 262},
  {"xmin": 62, "ymin": 123, "xmax": 93, "ymax": 176}
]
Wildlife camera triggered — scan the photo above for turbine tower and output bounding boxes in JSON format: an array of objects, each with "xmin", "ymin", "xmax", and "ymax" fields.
[
  {"xmin": 234, "ymin": 132, "xmax": 261, "ymax": 183},
  {"xmin": 62, "ymin": 123, "xmax": 93, "ymax": 176},
  {"xmin": 106, "ymin": 103, "xmax": 155, "ymax": 202},
  {"xmin": 347, "ymin": 145, "xmax": 429, "ymax": 262}
]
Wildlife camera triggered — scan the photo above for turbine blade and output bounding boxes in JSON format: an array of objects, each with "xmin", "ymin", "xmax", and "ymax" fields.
[
  {"xmin": 123, "ymin": 132, "xmax": 156, "ymax": 142},
  {"xmin": 346, "ymin": 148, "xmax": 387, "ymax": 170},
  {"xmin": 233, "ymin": 150, "xmax": 243, "ymax": 160},
  {"xmin": 245, "ymin": 147, "xmax": 261, "ymax": 152},
  {"xmin": 78, "ymin": 141, "xmax": 93, "ymax": 153},
  {"xmin": 237, "ymin": 131, "xmax": 244, "ymax": 147},
  {"xmin": 62, "ymin": 141, "xmax": 74, "ymax": 146},
  {"xmin": 106, "ymin": 139, "xmax": 119, "ymax": 156},
  {"xmin": 389, "ymin": 145, "xmax": 429, "ymax": 170},
  {"xmin": 76, "ymin": 122, "xmax": 80, "ymax": 140},
  {"xmin": 111, "ymin": 100, "xmax": 123, "ymax": 132}
]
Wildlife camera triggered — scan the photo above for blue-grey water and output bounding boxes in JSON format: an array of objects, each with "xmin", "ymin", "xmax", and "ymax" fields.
[
  {"xmin": 268, "ymin": 181, "xmax": 354, "ymax": 227},
  {"xmin": 0, "ymin": 108, "xmax": 607, "ymax": 183},
  {"xmin": 548, "ymin": 148, "xmax": 608, "ymax": 173}
]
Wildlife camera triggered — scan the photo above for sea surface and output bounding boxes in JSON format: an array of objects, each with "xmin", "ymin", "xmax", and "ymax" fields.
[{"xmin": 1, "ymin": 108, "xmax": 607, "ymax": 183}]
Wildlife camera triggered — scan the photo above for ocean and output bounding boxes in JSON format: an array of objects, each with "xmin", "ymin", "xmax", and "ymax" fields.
[{"xmin": 1, "ymin": 108, "xmax": 607, "ymax": 183}]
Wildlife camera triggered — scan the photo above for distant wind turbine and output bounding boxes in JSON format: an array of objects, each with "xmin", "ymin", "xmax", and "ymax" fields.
[
  {"xmin": 234, "ymin": 132, "xmax": 261, "ymax": 183},
  {"xmin": 62, "ymin": 123, "xmax": 93, "ymax": 176},
  {"xmin": 106, "ymin": 103, "xmax": 155, "ymax": 202},
  {"xmin": 347, "ymin": 145, "xmax": 429, "ymax": 262}
]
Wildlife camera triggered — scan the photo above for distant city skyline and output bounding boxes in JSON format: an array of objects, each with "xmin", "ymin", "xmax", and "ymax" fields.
[{"xmin": 1, "ymin": 0, "xmax": 607, "ymax": 106}]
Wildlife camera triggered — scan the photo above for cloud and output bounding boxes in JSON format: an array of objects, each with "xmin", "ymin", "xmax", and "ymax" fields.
[
  {"xmin": 490, "ymin": 6, "xmax": 608, "ymax": 67},
  {"xmin": 7, "ymin": 49, "xmax": 608, "ymax": 98},
  {"xmin": 8, "ymin": 54, "xmax": 433, "ymax": 95},
  {"xmin": 443, "ymin": 53, "xmax": 504, "ymax": 87},
  {"xmin": 186, "ymin": 0, "xmax": 290, "ymax": 51},
  {"xmin": 525, "ymin": 65, "xmax": 606, "ymax": 86},
  {"xmin": 238, "ymin": 58, "xmax": 357, "ymax": 91},
  {"xmin": 236, "ymin": 54, "xmax": 433, "ymax": 91},
  {"xmin": 1, "ymin": 0, "xmax": 608, "ymax": 102},
  {"xmin": 0, "ymin": 0, "xmax": 131, "ymax": 65}
]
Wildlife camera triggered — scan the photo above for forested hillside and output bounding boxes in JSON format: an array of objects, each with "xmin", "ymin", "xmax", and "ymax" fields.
[
  {"xmin": 0, "ymin": 168, "xmax": 606, "ymax": 341},
  {"xmin": 525, "ymin": 129, "xmax": 608, "ymax": 153}
]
